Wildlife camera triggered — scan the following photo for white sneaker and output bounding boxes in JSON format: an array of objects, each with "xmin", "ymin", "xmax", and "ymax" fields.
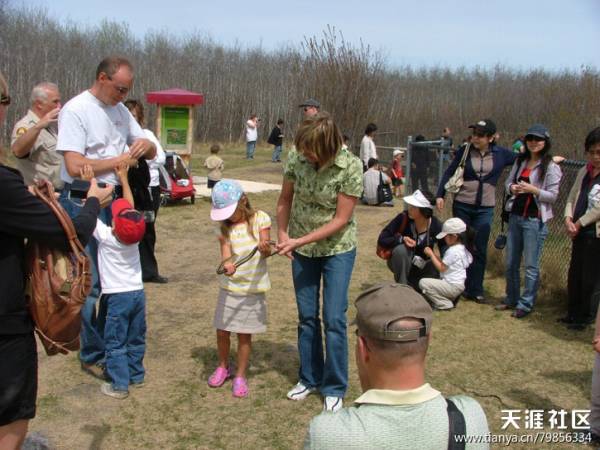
[
  {"xmin": 286, "ymin": 382, "xmax": 317, "ymax": 401},
  {"xmin": 100, "ymin": 382, "xmax": 129, "ymax": 399},
  {"xmin": 323, "ymin": 396, "xmax": 343, "ymax": 412}
]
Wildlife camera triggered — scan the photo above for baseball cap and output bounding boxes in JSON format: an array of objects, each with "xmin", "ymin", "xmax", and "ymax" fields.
[
  {"xmin": 111, "ymin": 198, "xmax": 146, "ymax": 245},
  {"xmin": 298, "ymin": 98, "xmax": 321, "ymax": 109},
  {"xmin": 393, "ymin": 149, "xmax": 404, "ymax": 157},
  {"xmin": 210, "ymin": 179, "xmax": 243, "ymax": 221},
  {"xmin": 403, "ymin": 190, "xmax": 433, "ymax": 209},
  {"xmin": 525, "ymin": 124, "xmax": 550, "ymax": 140},
  {"xmin": 468, "ymin": 119, "xmax": 496, "ymax": 136},
  {"xmin": 353, "ymin": 283, "xmax": 432, "ymax": 342},
  {"xmin": 436, "ymin": 217, "xmax": 467, "ymax": 239}
]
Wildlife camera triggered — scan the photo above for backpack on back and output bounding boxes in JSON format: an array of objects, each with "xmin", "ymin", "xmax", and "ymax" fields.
[{"xmin": 25, "ymin": 180, "xmax": 91, "ymax": 355}]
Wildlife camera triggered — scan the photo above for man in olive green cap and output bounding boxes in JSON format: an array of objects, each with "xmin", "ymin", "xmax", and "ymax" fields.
[{"xmin": 304, "ymin": 283, "xmax": 490, "ymax": 450}]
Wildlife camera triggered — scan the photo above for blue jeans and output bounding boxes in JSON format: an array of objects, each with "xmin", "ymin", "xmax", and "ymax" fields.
[
  {"xmin": 59, "ymin": 188, "xmax": 112, "ymax": 365},
  {"xmin": 291, "ymin": 249, "xmax": 356, "ymax": 397},
  {"xmin": 246, "ymin": 141, "xmax": 256, "ymax": 159},
  {"xmin": 103, "ymin": 290, "xmax": 146, "ymax": 391},
  {"xmin": 271, "ymin": 145, "xmax": 282, "ymax": 162},
  {"xmin": 452, "ymin": 201, "xmax": 494, "ymax": 298},
  {"xmin": 504, "ymin": 215, "xmax": 548, "ymax": 312}
]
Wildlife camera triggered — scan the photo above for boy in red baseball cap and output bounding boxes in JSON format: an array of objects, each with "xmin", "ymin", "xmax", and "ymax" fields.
[{"xmin": 92, "ymin": 162, "xmax": 147, "ymax": 399}]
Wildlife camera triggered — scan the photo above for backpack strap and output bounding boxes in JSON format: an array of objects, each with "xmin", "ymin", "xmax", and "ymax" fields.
[{"xmin": 446, "ymin": 398, "xmax": 466, "ymax": 450}]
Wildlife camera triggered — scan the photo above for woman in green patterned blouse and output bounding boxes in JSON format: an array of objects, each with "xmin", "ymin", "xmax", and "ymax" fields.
[{"xmin": 276, "ymin": 113, "xmax": 363, "ymax": 412}]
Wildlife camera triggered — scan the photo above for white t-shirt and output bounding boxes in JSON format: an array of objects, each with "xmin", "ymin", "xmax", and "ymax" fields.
[
  {"xmin": 441, "ymin": 244, "xmax": 473, "ymax": 287},
  {"xmin": 246, "ymin": 120, "xmax": 257, "ymax": 142},
  {"xmin": 57, "ymin": 90, "xmax": 145, "ymax": 185},
  {"xmin": 93, "ymin": 219, "xmax": 143, "ymax": 294},
  {"xmin": 359, "ymin": 135, "xmax": 377, "ymax": 168},
  {"xmin": 362, "ymin": 168, "xmax": 390, "ymax": 205},
  {"xmin": 144, "ymin": 129, "xmax": 166, "ymax": 187}
]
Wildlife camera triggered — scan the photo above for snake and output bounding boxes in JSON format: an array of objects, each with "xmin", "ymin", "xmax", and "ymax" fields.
[{"xmin": 216, "ymin": 240, "xmax": 278, "ymax": 275}]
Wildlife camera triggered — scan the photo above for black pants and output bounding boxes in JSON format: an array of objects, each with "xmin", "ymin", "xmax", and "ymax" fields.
[
  {"xmin": 411, "ymin": 170, "xmax": 429, "ymax": 193},
  {"xmin": 567, "ymin": 235, "xmax": 600, "ymax": 323},
  {"xmin": 140, "ymin": 186, "xmax": 162, "ymax": 280},
  {"xmin": 0, "ymin": 333, "xmax": 37, "ymax": 425}
]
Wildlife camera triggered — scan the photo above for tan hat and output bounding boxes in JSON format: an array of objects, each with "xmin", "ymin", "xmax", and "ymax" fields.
[{"xmin": 353, "ymin": 283, "xmax": 432, "ymax": 342}]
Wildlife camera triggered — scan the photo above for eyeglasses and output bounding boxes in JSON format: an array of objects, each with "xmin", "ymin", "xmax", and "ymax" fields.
[
  {"xmin": 0, "ymin": 94, "xmax": 10, "ymax": 106},
  {"xmin": 106, "ymin": 76, "xmax": 130, "ymax": 95},
  {"xmin": 471, "ymin": 131, "xmax": 487, "ymax": 138}
]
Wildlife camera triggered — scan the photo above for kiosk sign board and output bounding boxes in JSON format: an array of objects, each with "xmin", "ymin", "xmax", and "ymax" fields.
[{"xmin": 162, "ymin": 107, "xmax": 189, "ymax": 147}]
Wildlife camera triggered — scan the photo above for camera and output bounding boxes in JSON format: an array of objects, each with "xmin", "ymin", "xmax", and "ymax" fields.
[
  {"xmin": 494, "ymin": 234, "xmax": 507, "ymax": 250},
  {"xmin": 69, "ymin": 179, "xmax": 107, "ymax": 199}
]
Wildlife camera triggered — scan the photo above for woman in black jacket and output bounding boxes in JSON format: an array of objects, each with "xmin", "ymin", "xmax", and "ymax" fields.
[
  {"xmin": 0, "ymin": 72, "xmax": 112, "ymax": 449},
  {"xmin": 378, "ymin": 190, "xmax": 446, "ymax": 290}
]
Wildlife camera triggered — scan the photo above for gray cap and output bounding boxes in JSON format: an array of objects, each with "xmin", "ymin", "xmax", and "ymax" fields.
[
  {"xmin": 353, "ymin": 283, "xmax": 432, "ymax": 342},
  {"xmin": 525, "ymin": 124, "xmax": 550, "ymax": 140},
  {"xmin": 299, "ymin": 98, "xmax": 321, "ymax": 108}
]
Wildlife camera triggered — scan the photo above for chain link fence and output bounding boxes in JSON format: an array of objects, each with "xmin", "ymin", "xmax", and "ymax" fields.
[{"xmin": 356, "ymin": 139, "xmax": 586, "ymax": 299}]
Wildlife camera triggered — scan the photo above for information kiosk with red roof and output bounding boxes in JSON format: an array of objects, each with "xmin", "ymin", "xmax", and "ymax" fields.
[{"xmin": 145, "ymin": 88, "xmax": 204, "ymax": 164}]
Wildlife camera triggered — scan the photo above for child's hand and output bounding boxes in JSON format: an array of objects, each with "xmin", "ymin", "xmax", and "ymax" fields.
[
  {"xmin": 223, "ymin": 261, "xmax": 236, "ymax": 276},
  {"xmin": 115, "ymin": 161, "xmax": 130, "ymax": 180},
  {"xmin": 258, "ymin": 239, "xmax": 273, "ymax": 257},
  {"xmin": 423, "ymin": 247, "xmax": 434, "ymax": 258},
  {"xmin": 80, "ymin": 164, "xmax": 94, "ymax": 181}
]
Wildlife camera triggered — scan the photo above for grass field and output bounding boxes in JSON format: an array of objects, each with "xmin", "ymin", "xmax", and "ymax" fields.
[{"xmin": 30, "ymin": 144, "xmax": 596, "ymax": 449}]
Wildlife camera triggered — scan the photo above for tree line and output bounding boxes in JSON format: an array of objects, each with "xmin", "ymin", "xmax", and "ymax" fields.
[{"xmin": 1, "ymin": 5, "xmax": 599, "ymax": 156}]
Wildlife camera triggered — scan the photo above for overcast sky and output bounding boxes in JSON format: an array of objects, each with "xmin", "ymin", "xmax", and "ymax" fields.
[{"xmin": 16, "ymin": 0, "xmax": 600, "ymax": 71}]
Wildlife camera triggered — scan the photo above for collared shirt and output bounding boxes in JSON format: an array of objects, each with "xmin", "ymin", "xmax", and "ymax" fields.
[
  {"xmin": 11, "ymin": 109, "xmax": 63, "ymax": 189},
  {"xmin": 304, "ymin": 384, "xmax": 490, "ymax": 450},
  {"xmin": 284, "ymin": 147, "xmax": 363, "ymax": 257}
]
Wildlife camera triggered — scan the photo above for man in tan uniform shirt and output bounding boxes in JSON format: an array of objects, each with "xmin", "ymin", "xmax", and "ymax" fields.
[{"xmin": 11, "ymin": 82, "xmax": 63, "ymax": 189}]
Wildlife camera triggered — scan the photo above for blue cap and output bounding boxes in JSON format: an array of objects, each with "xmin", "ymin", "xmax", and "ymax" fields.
[
  {"xmin": 210, "ymin": 179, "xmax": 243, "ymax": 221},
  {"xmin": 525, "ymin": 124, "xmax": 550, "ymax": 140}
]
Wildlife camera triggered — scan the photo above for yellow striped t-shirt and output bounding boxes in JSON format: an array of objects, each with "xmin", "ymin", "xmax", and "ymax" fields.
[{"xmin": 220, "ymin": 210, "xmax": 271, "ymax": 294}]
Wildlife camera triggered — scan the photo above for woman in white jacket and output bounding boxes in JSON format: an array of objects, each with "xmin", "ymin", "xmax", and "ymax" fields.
[{"xmin": 359, "ymin": 123, "xmax": 377, "ymax": 171}]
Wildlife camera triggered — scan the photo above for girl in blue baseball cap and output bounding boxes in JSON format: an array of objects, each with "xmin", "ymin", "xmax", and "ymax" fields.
[{"xmin": 207, "ymin": 179, "xmax": 273, "ymax": 398}]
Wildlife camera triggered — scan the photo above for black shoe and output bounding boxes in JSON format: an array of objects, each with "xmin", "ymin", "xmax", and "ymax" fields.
[
  {"xmin": 556, "ymin": 316, "xmax": 575, "ymax": 324},
  {"xmin": 144, "ymin": 275, "xmax": 169, "ymax": 284},
  {"xmin": 474, "ymin": 295, "xmax": 488, "ymax": 304},
  {"xmin": 567, "ymin": 323, "xmax": 587, "ymax": 331},
  {"xmin": 512, "ymin": 308, "xmax": 529, "ymax": 319}
]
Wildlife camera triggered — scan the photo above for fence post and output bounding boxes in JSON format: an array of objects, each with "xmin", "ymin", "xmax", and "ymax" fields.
[
  {"xmin": 406, "ymin": 135, "xmax": 413, "ymax": 194},
  {"xmin": 437, "ymin": 145, "xmax": 445, "ymax": 189}
]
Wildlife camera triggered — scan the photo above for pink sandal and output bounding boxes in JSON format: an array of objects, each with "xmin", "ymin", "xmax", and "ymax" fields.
[
  {"xmin": 208, "ymin": 367, "xmax": 230, "ymax": 387},
  {"xmin": 232, "ymin": 377, "xmax": 249, "ymax": 398}
]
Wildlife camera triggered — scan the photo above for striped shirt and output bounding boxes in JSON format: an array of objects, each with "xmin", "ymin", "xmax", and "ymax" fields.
[{"xmin": 220, "ymin": 210, "xmax": 271, "ymax": 294}]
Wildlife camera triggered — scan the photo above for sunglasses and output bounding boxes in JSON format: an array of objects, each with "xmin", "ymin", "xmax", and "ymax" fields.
[
  {"xmin": 471, "ymin": 131, "xmax": 487, "ymax": 138},
  {"xmin": 106, "ymin": 76, "xmax": 130, "ymax": 95},
  {"xmin": 0, "ymin": 94, "xmax": 10, "ymax": 106}
]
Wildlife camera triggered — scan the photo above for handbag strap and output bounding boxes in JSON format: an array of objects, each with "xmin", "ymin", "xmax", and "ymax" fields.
[
  {"xmin": 32, "ymin": 181, "xmax": 87, "ymax": 259},
  {"xmin": 501, "ymin": 160, "xmax": 524, "ymax": 232},
  {"xmin": 458, "ymin": 143, "xmax": 470, "ymax": 168}
]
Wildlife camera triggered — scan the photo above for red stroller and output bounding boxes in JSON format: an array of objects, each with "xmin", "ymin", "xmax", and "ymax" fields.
[{"xmin": 158, "ymin": 152, "xmax": 196, "ymax": 205}]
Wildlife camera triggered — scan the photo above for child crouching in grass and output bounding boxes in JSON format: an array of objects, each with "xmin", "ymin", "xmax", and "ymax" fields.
[
  {"xmin": 208, "ymin": 179, "xmax": 272, "ymax": 398},
  {"xmin": 419, "ymin": 218, "xmax": 473, "ymax": 310},
  {"xmin": 89, "ymin": 163, "xmax": 148, "ymax": 399}
]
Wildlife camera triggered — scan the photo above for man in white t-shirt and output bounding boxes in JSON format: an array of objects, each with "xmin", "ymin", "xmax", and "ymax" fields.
[
  {"xmin": 362, "ymin": 158, "xmax": 393, "ymax": 206},
  {"xmin": 56, "ymin": 56, "xmax": 156, "ymax": 376},
  {"xmin": 245, "ymin": 114, "xmax": 259, "ymax": 159}
]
